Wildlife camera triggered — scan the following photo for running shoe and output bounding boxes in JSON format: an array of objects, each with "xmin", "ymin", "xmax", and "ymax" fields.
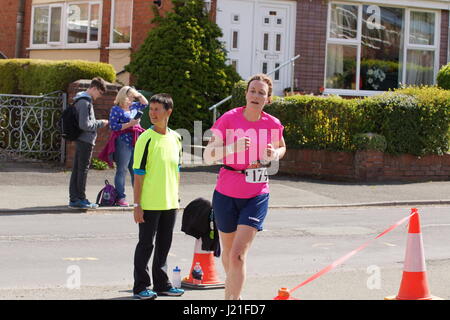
[
  {"xmin": 157, "ymin": 287, "xmax": 185, "ymax": 296},
  {"xmin": 79, "ymin": 199, "xmax": 99, "ymax": 209},
  {"xmin": 135, "ymin": 289, "xmax": 157, "ymax": 300},
  {"xmin": 116, "ymin": 198, "xmax": 129, "ymax": 207}
]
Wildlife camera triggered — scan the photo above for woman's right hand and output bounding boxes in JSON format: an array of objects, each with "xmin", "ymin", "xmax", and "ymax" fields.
[
  {"xmin": 234, "ymin": 136, "xmax": 251, "ymax": 153},
  {"xmin": 133, "ymin": 206, "xmax": 145, "ymax": 224}
]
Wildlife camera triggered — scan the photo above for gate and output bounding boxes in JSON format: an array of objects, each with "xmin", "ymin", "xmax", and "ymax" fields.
[{"xmin": 0, "ymin": 91, "xmax": 66, "ymax": 163}]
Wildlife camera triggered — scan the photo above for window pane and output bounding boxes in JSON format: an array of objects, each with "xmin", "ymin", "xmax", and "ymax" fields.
[
  {"xmin": 262, "ymin": 62, "xmax": 268, "ymax": 74},
  {"xmin": 113, "ymin": 0, "xmax": 132, "ymax": 43},
  {"xmin": 274, "ymin": 63, "xmax": 280, "ymax": 80},
  {"xmin": 326, "ymin": 44, "xmax": 357, "ymax": 89},
  {"xmin": 49, "ymin": 7, "xmax": 61, "ymax": 42},
  {"xmin": 68, "ymin": 4, "xmax": 89, "ymax": 43},
  {"xmin": 360, "ymin": 6, "xmax": 404, "ymax": 91},
  {"xmin": 410, "ymin": 11, "xmax": 435, "ymax": 45},
  {"xmin": 231, "ymin": 60, "xmax": 238, "ymax": 71},
  {"xmin": 33, "ymin": 7, "xmax": 49, "ymax": 44},
  {"xmin": 406, "ymin": 50, "xmax": 434, "ymax": 85},
  {"xmin": 90, "ymin": 4, "xmax": 100, "ymax": 42},
  {"xmin": 329, "ymin": 4, "xmax": 358, "ymax": 39},
  {"xmin": 275, "ymin": 34, "xmax": 281, "ymax": 52},
  {"xmin": 232, "ymin": 31, "xmax": 238, "ymax": 49},
  {"xmin": 263, "ymin": 33, "xmax": 269, "ymax": 50}
]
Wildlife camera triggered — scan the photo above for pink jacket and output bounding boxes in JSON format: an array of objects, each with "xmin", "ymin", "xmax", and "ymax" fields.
[{"xmin": 98, "ymin": 125, "xmax": 145, "ymax": 168}]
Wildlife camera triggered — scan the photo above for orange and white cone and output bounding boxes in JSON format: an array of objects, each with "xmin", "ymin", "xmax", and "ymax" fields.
[
  {"xmin": 385, "ymin": 208, "xmax": 442, "ymax": 300},
  {"xmin": 181, "ymin": 238, "xmax": 225, "ymax": 289}
]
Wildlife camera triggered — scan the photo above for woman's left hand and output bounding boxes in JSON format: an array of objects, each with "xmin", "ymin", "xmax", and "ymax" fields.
[{"xmin": 263, "ymin": 144, "xmax": 279, "ymax": 162}]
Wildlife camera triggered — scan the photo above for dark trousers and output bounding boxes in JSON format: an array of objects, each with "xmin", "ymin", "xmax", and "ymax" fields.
[
  {"xmin": 69, "ymin": 140, "xmax": 94, "ymax": 202},
  {"xmin": 133, "ymin": 209, "xmax": 177, "ymax": 294}
]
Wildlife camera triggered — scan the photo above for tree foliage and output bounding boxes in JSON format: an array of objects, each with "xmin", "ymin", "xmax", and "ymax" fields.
[{"xmin": 125, "ymin": 0, "xmax": 241, "ymax": 131}]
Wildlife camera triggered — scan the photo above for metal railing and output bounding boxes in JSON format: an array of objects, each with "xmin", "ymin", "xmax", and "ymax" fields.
[
  {"xmin": 209, "ymin": 54, "xmax": 300, "ymax": 123},
  {"xmin": 0, "ymin": 91, "xmax": 66, "ymax": 163}
]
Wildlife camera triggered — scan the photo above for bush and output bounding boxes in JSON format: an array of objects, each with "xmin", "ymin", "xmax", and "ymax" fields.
[
  {"xmin": 264, "ymin": 95, "xmax": 360, "ymax": 151},
  {"xmin": 260, "ymin": 86, "xmax": 450, "ymax": 156},
  {"xmin": 352, "ymin": 133, "xmax": 387, "ymax": 152},
  {"xmin": 227, "ymin": 80, "xmax": 247, "ymax": 110},
  {"xmin": 437, "ymin": 63, "xmax": 450, "ymax": 90},
  {"xmin": 91, "ymin": 158, "xmax": 109, "ymax": 170},
  {"xmin": 125, "ymin": 0, "xmax": 241, "ymax": 133},
  {"xmin": 0, "ymin": 59, "xmax": 116, "ymax": 95}
]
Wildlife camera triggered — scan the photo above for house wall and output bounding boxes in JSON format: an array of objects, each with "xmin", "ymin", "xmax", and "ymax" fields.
[
  {"xmin": 30, "ymin": 49, "xmax": 101, "ymax": 61},
  {"xmin": 295, "ymin": 0, "xmax": 328, "ymax": 95},
  {"xmin": 0, "ymin": 0, "xmax": 19, "ymax": 58}
]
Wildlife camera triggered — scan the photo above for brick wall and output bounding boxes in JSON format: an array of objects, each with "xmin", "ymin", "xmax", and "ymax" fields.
[
  {"xmin": 65, "ymin": 80, "xmax": 122, "ymax": 168},
  {"xmin": 280, "ymin": 149, "xmax": 450, "ymax": 182},
  {"xmin": 0, "ymin": 0, "xmax": 19, "ymax": 58},
  {"xmin": 131, "ymin": 0, "xmax": 174, "ymax": 54},
  {"xmin": 295, "ymin": 0, "xmax": 328, "ymax": 95}
]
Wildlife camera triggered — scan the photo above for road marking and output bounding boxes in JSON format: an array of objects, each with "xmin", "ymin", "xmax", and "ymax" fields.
[
  {"xmin": 383, "ymin": 242, "xmax": 397, "ymax": 247},
  {"xmin": 62, "ymin": 257, "xmax": 99, "ymax": 261}
]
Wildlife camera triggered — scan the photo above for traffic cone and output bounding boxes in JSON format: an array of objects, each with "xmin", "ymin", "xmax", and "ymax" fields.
[
  {"xmin": 273, "ymin": 288, "xmax": 299, "ymax": 300},
  {"xmin": 385, "ymin": 208, "xmax": 442, "ymax": 300},
  {"xmin": 181, "ymin": 238, "xmax": 225, "ymax": 289}
]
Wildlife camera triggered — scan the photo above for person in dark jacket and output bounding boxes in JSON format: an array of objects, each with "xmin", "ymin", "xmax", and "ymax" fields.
[{"xmin": 68, "ymin": 77, "xmax": 109, "ymax": 209}]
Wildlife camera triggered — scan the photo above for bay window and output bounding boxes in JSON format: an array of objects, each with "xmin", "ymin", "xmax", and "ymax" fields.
[{"xmin": 325, "ymin": 2, "xmax": 439, "ymax": 94}]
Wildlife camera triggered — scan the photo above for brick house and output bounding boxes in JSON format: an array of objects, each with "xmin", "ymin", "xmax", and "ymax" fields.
[{"xmin": 1, "ymin": 0, "xmax": 450, "ymax": 96}]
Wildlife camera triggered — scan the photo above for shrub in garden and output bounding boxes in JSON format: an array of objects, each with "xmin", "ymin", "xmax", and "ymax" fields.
[
  {"xmin": 125, "ymin": 0, "xmax": 241, "ymax": 132},
  {"xmin": 0, "ymin": 59, "xmax": 116, "ymax": 95}
]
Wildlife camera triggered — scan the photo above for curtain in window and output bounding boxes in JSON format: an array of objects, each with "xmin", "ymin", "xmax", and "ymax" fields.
[{"xmin": 406, "ymin": 50, "xmax": 434, "ymax": 85}]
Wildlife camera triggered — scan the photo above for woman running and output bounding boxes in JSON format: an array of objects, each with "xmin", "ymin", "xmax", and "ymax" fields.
[{"xmin": 204, "ymin": 74, "xmax": 286, "ymax": 300}]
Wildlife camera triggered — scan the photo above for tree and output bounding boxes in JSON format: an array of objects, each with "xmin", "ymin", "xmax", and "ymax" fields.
[{"xmin": 125, "ymin": 0, "xmax": 241, "ymax": 132}]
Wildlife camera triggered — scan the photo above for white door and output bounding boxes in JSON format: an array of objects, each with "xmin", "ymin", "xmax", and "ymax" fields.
[{"xmin": 216, "ymin": 0, "xmax": 296, "ymax": 96}]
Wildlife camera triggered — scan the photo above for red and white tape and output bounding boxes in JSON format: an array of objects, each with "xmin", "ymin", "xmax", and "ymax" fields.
[{"xmin": 276, "ymin": 209, "xmax": 418, "ymax": 299}]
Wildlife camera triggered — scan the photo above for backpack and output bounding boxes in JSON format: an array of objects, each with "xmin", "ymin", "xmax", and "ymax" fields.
[
  {"xmin": 95, "ymin": 180, "xmax": 118, "ymax": 206},
  {"xmin": 61, "ymin": 96, "xmax": 91, "ymax": 141}
]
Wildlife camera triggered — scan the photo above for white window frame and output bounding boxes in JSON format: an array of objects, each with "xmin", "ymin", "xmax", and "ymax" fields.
[
  {"xmin": 66, "ymin": 1, "xmax": 102, "ymax": 48},
  {"xmin": 109, "ymin": 0, "xmax": 133, "ymax": 49},
  {"xmin": 324, "ymin": 1, "xmax": 440, "ymax": 96},
  {"xmin": 31, "ymin": 4, "xmax": 64, "ymax": 49},
  {"xmin": 30, "ymin": 1, "xmax": 102, "ymax": 50}
]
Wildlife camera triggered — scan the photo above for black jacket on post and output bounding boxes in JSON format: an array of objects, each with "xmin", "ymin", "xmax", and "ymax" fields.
[{"xmin": 181, "ymin": 198, "xmax": 220, "ymax": 257}]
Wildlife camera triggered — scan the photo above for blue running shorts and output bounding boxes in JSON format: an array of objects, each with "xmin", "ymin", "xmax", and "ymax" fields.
[{"xmin": 212, "ymin": 190, "xmax": 269, "ymax": 233}]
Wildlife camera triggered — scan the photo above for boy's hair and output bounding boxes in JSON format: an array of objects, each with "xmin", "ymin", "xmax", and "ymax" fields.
[
  {"xmin": 246, "ymin": 73, "xmax": 273, "ymax": 102},
  {"xmin": 149, "ymin": 93, "xmax": 173, "ymax": 111},
  {"xmin": 89, "ymin": 77, "xmax": 107, "ymax": 93}
]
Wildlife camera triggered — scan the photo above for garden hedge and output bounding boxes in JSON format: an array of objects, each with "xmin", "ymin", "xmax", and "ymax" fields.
[
  {"xmin": 0, "ymin": 59, "xmax": 116, "ymax": 95},
  {"xmin": 225, "ymin": 83, "xmax": 450, "ymax": 156}
]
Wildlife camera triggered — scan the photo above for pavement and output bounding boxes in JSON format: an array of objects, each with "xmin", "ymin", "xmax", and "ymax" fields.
[
  {"xmin": 2, "ymin": 151, "xmax": 450, "ymax": 214},
  {"xmin": 1, "ymin": 153, "xmax": 450, "ymax": 302}
]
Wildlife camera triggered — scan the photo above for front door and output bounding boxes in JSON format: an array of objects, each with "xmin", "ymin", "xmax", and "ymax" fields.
[{"xmin": 216, "ymin": 0, "xmax": 296, "ymax": 96}]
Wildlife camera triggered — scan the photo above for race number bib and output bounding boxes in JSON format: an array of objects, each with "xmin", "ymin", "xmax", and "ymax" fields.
[{"xmin": 245, "ymin": 168, "xmax": 269, "ymax": 183}]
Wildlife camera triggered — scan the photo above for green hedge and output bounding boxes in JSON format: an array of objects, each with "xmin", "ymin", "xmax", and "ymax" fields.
[
  {"xmin": 437, "ymin": 63, "xmax": 450, "ymax": 90},
  {"xmin": 265, "ymin": 95, "xmax": 361, "ymax": 151},
  {"xmin": 222, "ymin": 84, "xmax": 450, "ymax": 156},
  {"xmin": 0, "ymin": 59, "xmax": 116, "ymax": 95}
]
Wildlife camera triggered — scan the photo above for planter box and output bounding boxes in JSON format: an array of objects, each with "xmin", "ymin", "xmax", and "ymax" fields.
[{"xmin": 279, "ymin": 149, "xmax": 450, "ymax": 182}]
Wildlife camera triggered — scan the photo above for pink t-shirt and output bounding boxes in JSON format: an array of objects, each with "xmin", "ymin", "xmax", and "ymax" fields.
[{"xmin": 211, "ymin": 107, "xmax": 284, "ymax": 199}]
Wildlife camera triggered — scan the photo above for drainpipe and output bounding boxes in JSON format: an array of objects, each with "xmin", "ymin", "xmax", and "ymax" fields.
[{"xmin": 15, "ymin": 0, "xmax": 26, "ymax": 58}]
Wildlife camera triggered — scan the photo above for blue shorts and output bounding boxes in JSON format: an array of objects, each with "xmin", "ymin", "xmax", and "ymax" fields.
[{"xmin": 212, "ymin": 190, "xmax": 269, "ymax": 233}]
